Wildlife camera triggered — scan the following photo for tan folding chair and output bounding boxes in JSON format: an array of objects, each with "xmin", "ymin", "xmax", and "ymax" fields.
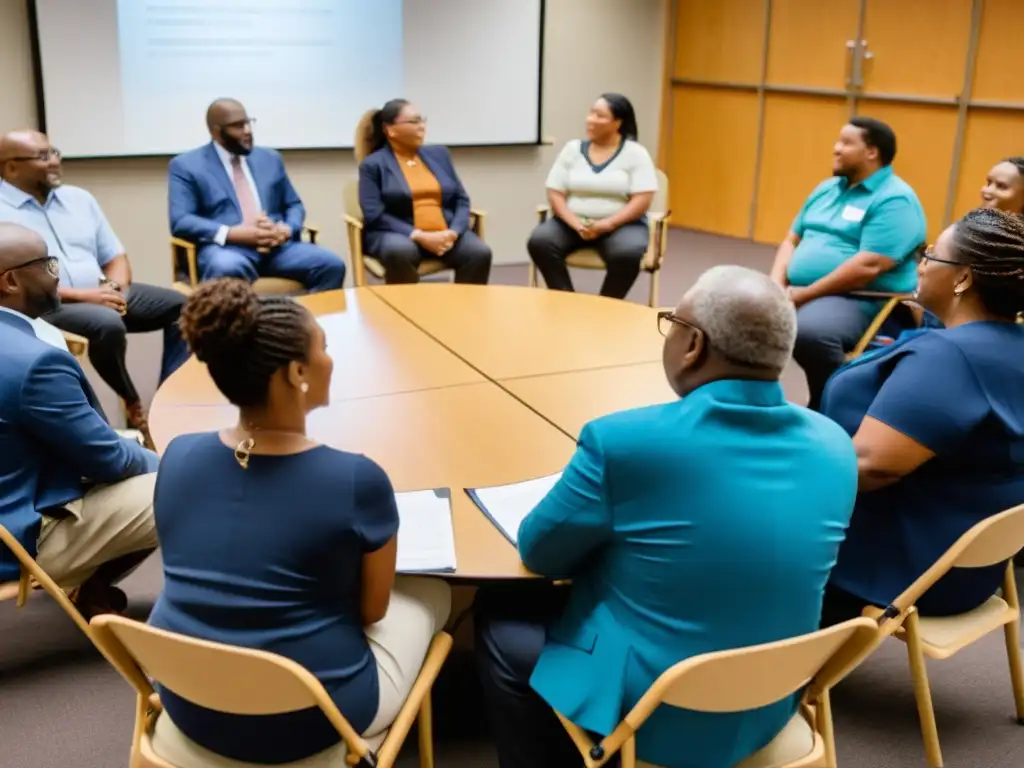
[
  {"xmin": 89, "ymin": 614, "xmax": 453, "ymax": 768},
  {"xmin": 554, "ymin": 617, "xmax": 879, "ymax": 768},
  {"xmin": 0, "ymin": 523, "xmax": 91, "ymax": 637},
  {"xmin": 528, "ymin": 170, "xmax": 671, "ymax": 309},
  {"xmin": 342, "ymin": 179, "xmax": 487, "ymax": 287},
  {"xmin": 858, "ymin": 502, "xmax": 1024, "ymax": 767},
  {"xmin": 845, "ymin": 290, "xmax": 917, "ymax": 361},
  {"xmin": 170, "ymin": 225, "xmax": 324, "ymax": 297}
]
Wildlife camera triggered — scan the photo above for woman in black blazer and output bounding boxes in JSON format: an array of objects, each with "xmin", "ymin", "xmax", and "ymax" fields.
[{"xmin": 356, "ymin": 99, "xmax": 491, "ymax": 284}]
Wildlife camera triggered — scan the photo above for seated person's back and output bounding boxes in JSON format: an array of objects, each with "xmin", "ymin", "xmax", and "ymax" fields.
[
  {"xmin": 821, "ymin": 207, "xmax": 1024, "ymax": 621},
  {"xmin": 148, "ymin": 279, "xmax": 450, "ymax": 766},
  {"xmin": 152, "ymin": 433, "xmax": 394, "ymax": 762},
  {"xmin": 474, "ymin": 266, "xmax": 858, "ymax": 768}
]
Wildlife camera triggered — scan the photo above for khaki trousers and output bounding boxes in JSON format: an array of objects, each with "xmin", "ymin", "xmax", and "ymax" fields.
[
  {"xmin": 36, "ymin": 473, "xmax": 158, "ymax": 589},
  {"xmin": 150, "ymin": 576, "xmax": 453, "ymax": 767}
]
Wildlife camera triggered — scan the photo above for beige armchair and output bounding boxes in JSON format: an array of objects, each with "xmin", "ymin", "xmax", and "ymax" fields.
[
  {"xmin": 529, "ymin": 169, "xmax": 671, "ymax": 308},
  {"xmin": 342, "ymin": 179, "xmax": 487, "ymax": 287},
  {"xmin": 170, "ymin": 225, "xmax": 323, "ymax": 296}
]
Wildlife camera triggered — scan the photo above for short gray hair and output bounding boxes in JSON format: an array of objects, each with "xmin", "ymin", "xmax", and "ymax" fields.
[{"xmin": 687, "ymin": 265, "xmax": 796, "ymax": 371}]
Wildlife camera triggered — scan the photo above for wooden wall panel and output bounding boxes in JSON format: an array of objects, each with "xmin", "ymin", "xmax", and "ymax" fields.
[
  {"xmin": 754, "ymin": 95, "xmax": 849, "ymax": 244},
  {"xmin": 673, "ymin": 0, "xmax": 764, "ymax": 83},
  {"xmin": 668, "ymin": 86, "xmax": 759, "ymax": 238}
]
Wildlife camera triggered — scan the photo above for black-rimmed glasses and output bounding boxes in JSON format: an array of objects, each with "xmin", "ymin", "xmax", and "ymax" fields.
[
  {"xmin": 657, "ymin": 310, "xmax": 702, "ymax": 337},
  {"xmin": 3, "ymin": 147, "xmax": 61, "ymax": 163},
  {"xmin": 919, "ymin": 247, "xmax": 963, "ymax": 267},
  {"xmin": 0, "ymin": 256, "xmax": 60, "ymax": 278},
  {"xmin": 220, "ymin": 117, "xmax": 257, "ymax": 130}
]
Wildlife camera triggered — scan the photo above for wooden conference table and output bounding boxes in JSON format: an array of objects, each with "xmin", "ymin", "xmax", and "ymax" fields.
[{"xmin": 149, "ymin": 284, "xmax": 676, "ymax": 580}]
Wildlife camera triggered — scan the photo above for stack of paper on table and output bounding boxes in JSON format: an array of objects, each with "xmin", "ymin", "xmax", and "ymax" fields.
[
  {"xmin": 395, "ymin": 488, "xmax": 457, "ymax": 573},
  {"xmin": 465, "ymin": 473, "xmax": 563, "ymax": 545}
]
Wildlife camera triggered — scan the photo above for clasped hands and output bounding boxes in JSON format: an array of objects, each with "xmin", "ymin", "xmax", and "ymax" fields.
[
  {"xmin": 411, "ymin": 229, "xmax": 458, "ymax": 257},
  {"xmin": 231, "ymin": 214, "xmax": 292, "ymax": 249},
  {"xmin": 574, "ymin": 217, "xmax": 614, "ymax": 241}
]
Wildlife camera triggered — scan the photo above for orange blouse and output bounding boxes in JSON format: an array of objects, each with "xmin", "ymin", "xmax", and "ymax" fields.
[{"xmin": 398, "ymin": 156, "xmax": 447, "ymax": 232}]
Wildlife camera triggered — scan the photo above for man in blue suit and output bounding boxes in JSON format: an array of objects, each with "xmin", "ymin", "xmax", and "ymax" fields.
[
  {"xmin": 474, "ymin": 266, "xmax": 859, "ymax": 768},
  {"xmin": 168, "ymin": 99, "xmax": 345, "ymax": 292},
  {"xmin": 0, "ymin": 223, "xmax": 158, "ymax": 618}
]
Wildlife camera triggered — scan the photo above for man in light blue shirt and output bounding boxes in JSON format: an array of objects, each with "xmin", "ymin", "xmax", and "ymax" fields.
[
  {"xmin": 769, "ymin": 117, "xmax": 926, "ymax": 410},
  {"xmin": 0, "ymin": 130, "xmax": 187, "ymax": 433}
]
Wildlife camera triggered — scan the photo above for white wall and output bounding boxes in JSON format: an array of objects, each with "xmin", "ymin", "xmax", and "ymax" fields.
[{"xmin": 0, "ymin": 0, "xmax": 666, "ymax": 414}]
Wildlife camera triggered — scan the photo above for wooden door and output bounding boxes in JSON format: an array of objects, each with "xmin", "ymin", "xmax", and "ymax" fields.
[
  {"xmin": 752, "ymin": 0, "xmax": 860, "ymax": 243},
  {"xmin": 667, "ymin": 0, "xmax": 765, "ymax": 237},
  {"xmin": 854, "ymin": 0, "xmax": 973, "ymax": 241}
]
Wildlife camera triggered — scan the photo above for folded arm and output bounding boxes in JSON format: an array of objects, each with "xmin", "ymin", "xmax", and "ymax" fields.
[
  {"xmin": 274, "ymin": 159, "xmax": 305, "ymax": 240},
  {"xmin": 853, "ymin": 340, "xmax": 986, "ymax": 492},
  {"xmin": 168, "ymin": 161, "xmax": 223, "ymax": 244},
  {"xmin": 517, "ymin": 424, "xmax": 612, "ymax": 577},
  {"xmin": 19, "ymin": 351, "xmax": 158, "ymax": 482},
  {"xmin": 793, "ymin": 197, "xmax": 922, "ymax": 303},
  {"xmin": 442, "ymin": 148, "xmax": 471, "ymax": 235},
  {"xmin": 354, "ymin": 457, "xmax": 400, "ymax": 626},
  {"xmin": 358, "ymin": 161, "xmax": 415, "ymax": 238}
]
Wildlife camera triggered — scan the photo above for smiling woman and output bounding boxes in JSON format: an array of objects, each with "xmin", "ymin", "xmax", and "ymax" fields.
[{"xmin": 980, "ymin": 156, "xmax": 1024, "ymax": 215}]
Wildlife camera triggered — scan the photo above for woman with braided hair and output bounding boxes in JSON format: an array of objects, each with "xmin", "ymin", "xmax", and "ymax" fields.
[
  {"xmin": 980, "ymin": 156, "xmax": 1024, "ymax": 214},
  {"xmin": 146, "ymin": 279, "xmax": 451, "ymax": 766},
  {"xmin": 818, "ymin": 207, "xmax": 1024, "ymax": 625}
]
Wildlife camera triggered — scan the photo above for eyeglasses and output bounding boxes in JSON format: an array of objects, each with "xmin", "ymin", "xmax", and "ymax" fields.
[
  {"xmin": 3, "ymin": 147, "xmax": 61, "ymax": 163},
  {"xmin": 657, "ymin": 310, "xmax": 703, "ymax": 337},
  {"xmin": 0, "ymin": 255, "xmax": 59, "ymax": 278},
  {"xmin": 220, "ymin": 118, "xmax": 256, "ymax": 130},
  {"xmin": 394, "ymin": 116, "xmax": 427, "ymax": 126},
  {"xmin": 919, "ymin": 246, "xmax": 963, "ymax": 267}
]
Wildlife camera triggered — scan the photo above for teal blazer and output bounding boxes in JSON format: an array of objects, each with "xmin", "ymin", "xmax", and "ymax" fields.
[{"xmin": 519, "ymin": 379, "xmax": 858, "ymax": 768}]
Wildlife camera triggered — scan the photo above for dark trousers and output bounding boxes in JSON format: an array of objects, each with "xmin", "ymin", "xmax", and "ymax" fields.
[
  {"xmin": 197, "ymin": 241, "xmax": 346, "ymax": 293},
  {"xmin": 44, "ymin": 283, "xmax": 188, "ymax": 404},
  {"xmin": 793, "ymin": 296, "xmax": 892, "ymax": 411},
  {"xmin": 474, "ymin": 583, "xmax": 616, "ymax": 768},
  {"xmin": 818, "ymin": 582, "xmax": 875, "ymax": 629},
  {"xmin": 527, "ymin": 218, "xmax": 648, "ymax": 300},
  {"xmin": 375, "ymin": 230, "xmax": 492, "ymax": 284}
]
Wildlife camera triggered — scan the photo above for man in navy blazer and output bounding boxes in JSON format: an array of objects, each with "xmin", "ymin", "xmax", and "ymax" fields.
[
  {"xmin": 357, "ymin": 99, "xmax": 491, "ymax": 284},
  {"xmin": 0, "ymin": 223, "xmax": 158, "ymax": 618},
  {"xmin": 474, "ymin": 266, "xmax": 859, "ymax": 768},
  {"xmin": 169, "ymin": 99, "xmax": 345, "ymax": 292}
]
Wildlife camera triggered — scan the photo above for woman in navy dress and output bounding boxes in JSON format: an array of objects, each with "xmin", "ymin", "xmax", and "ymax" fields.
[
  {"xmin": 146, "ymin": 279, "xmax": 451, "ymax": 766},
  {"xmin": 820, "ymin": 207, "xmax": 1024, "ymax": 624}
]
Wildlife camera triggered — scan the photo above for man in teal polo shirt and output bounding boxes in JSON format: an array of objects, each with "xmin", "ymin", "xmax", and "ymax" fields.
[{"xmin": 770, "ymin": 117, "xmax": 926, "ymax": 410}]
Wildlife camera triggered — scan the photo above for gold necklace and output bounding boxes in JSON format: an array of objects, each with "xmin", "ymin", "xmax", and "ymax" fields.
[{"xmin": 233, "ymin": 424, "xmax": 307, "ymax": 470}]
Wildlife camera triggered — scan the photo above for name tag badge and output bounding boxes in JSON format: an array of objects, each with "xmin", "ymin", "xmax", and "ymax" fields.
[{"xmin": 841, "ymin": 205, "xmax": 866, "ymax": 223}]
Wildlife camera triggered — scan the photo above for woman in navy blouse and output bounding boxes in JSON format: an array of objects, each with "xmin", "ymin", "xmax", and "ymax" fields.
[
  {"xmin": 820, "ymin": 207, "xmax": 1024, "ymax": 624},
  {"xmin": 146, "ymin": 279, "xmax": 451, "ymax": 766}
]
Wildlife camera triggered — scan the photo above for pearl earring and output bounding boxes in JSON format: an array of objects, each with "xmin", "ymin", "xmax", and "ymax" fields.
[{"xmin": 300, "ymin": 382, "xmax": 309, "ymax": 393}]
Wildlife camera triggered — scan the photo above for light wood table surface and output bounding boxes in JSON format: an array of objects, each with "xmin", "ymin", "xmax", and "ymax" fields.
[
  {"xmin": 501, "ymin": 362, "xmax": 676, "ymax": 439},
  {"xmin": 369, "ymin": 283, "xmax": 664, "ymax": 379},
  {"xmin": 150, "ymin": 285, "xmax": 674, "ymax": 579},
  {"xmin": 154, "ymin": 289, "xmax": 483, "ymax": 406}
]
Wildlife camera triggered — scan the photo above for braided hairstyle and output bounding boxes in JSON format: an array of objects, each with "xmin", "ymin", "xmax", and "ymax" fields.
[
  {"xmin": 178, "ymin": 279, "xmax": 312, "ymax": 407},
  {"xmin": 1003, "ymin": 156, "xmax": 1024, "ymax": 177},
  {"xmin": 950, "ymin": 207, "xmax": 1024, "ymax": 320}
]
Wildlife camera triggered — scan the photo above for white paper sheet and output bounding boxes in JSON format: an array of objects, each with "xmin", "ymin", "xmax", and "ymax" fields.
[
  {"xmin": 468, "ymin": 473, "xmax": 563, "ymax": 544},
  {"xmin": 395, "ymin": 489, "xmax": 457, "ymax": 573}
]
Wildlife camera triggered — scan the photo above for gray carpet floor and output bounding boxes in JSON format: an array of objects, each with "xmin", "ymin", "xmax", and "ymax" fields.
[{"xmin": 2, "ymin": 229, "xmax": 1022, "ymax": 767}]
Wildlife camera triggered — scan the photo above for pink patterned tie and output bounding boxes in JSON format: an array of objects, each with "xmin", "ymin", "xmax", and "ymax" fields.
[{"xmin": 231, "ymin": 156, "xmax": 259, "ymax": 223}]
